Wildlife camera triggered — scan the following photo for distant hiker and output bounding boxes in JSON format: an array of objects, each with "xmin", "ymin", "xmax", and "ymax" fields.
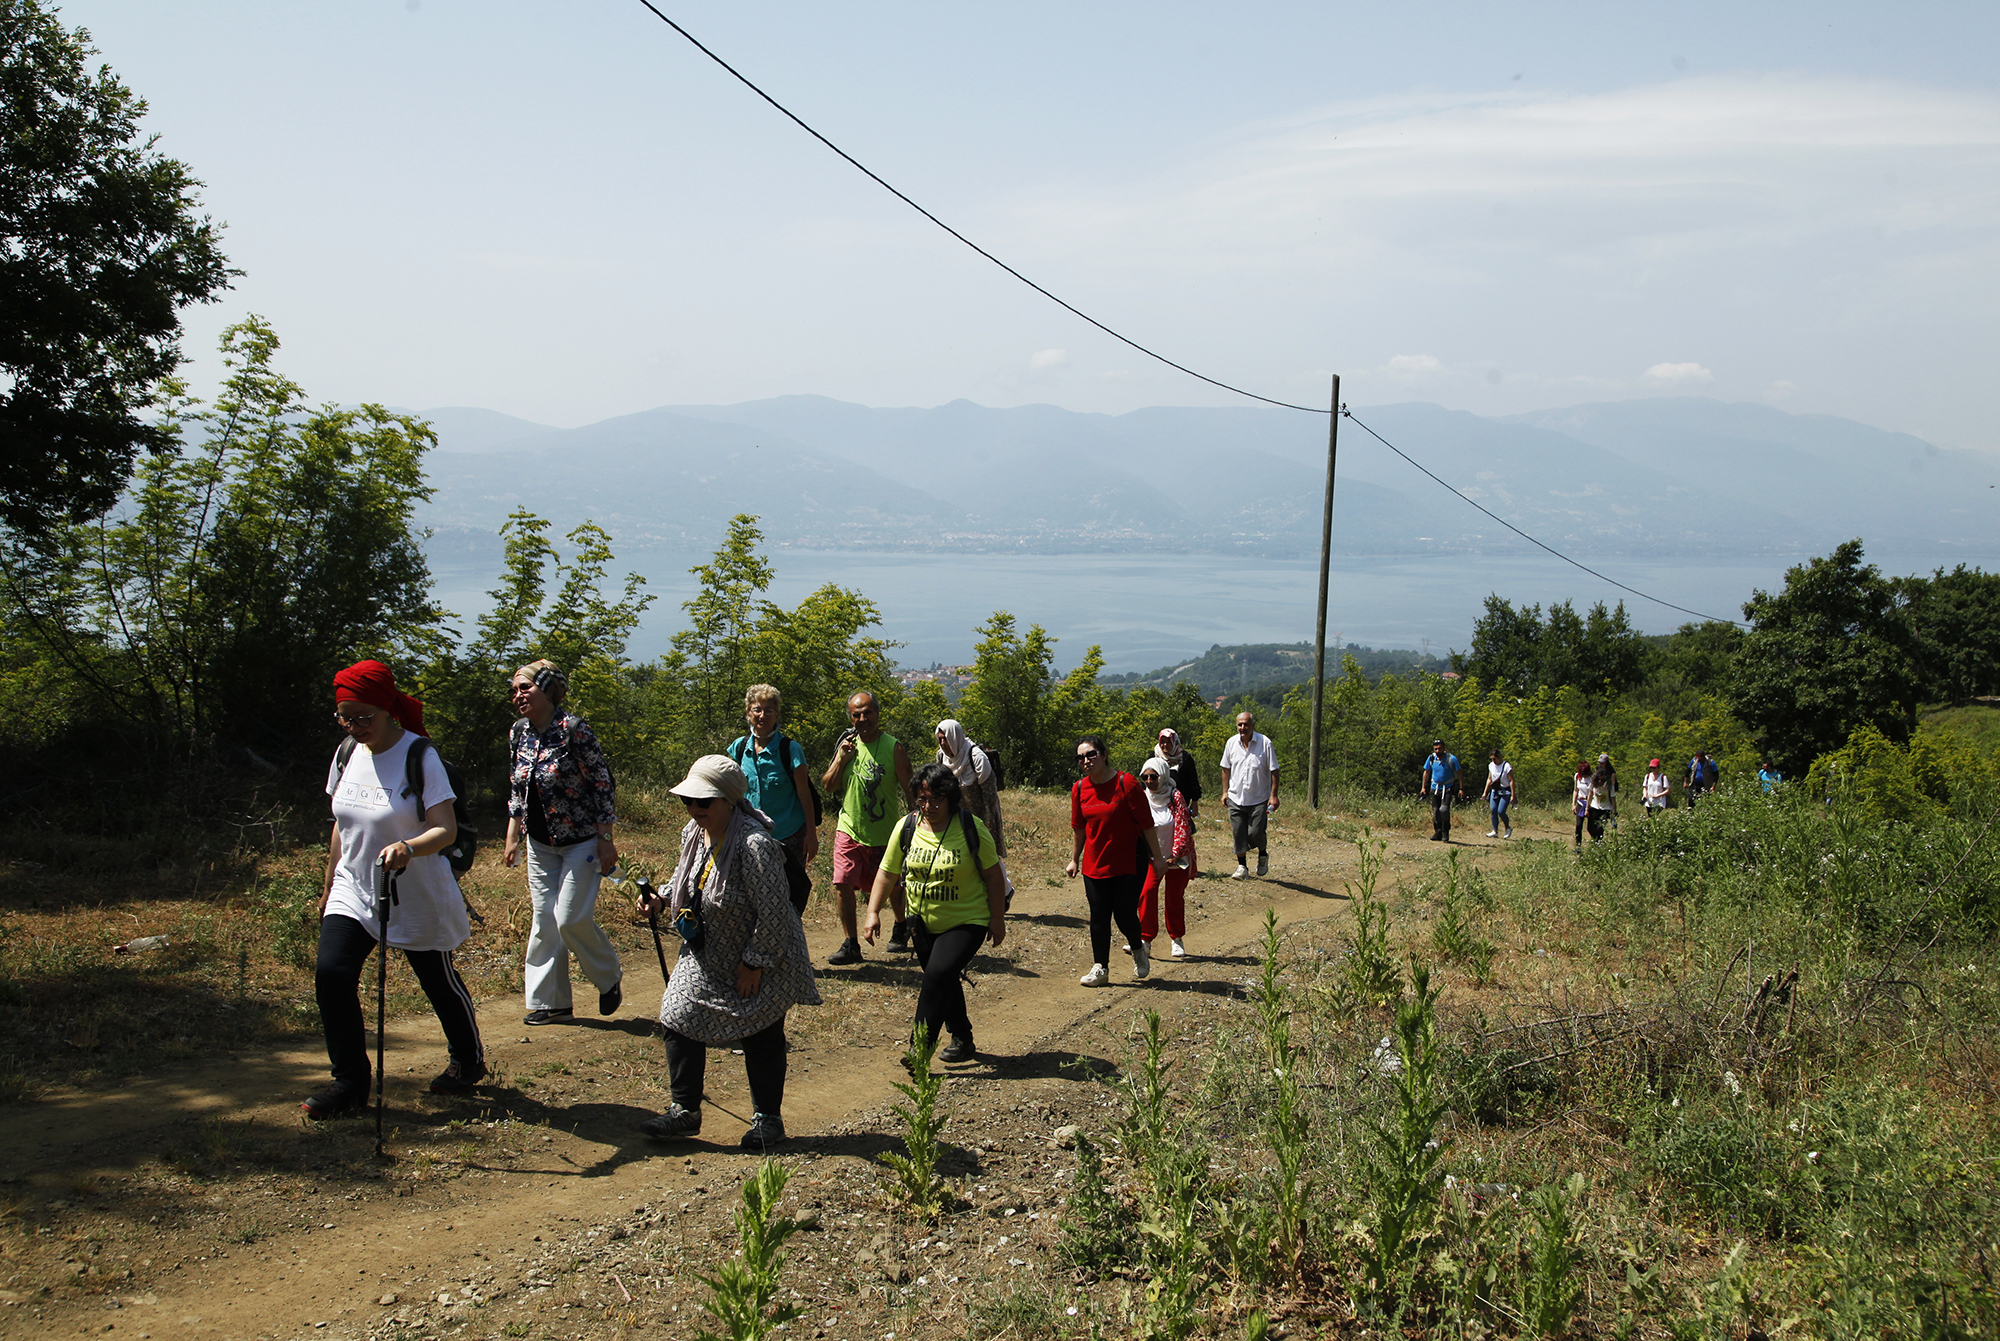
[
  {"xmin": 1068, "ymin": 735, "xmax": 1167, "ymax": 986},
  {"xmin": 1219, "ymin": 711, "xmax": 1280, "ymax": 877},
  {"xmin": 1480, "ymin": 747, "xmax": 1514, "ymax": 839},
  {"xmin": 1757, "ymin": 761, "xmax": 1783, "ymax": 793},
  {"xmin": 1154, "ymin": 728, "xmax": 1204, "ymax": 818},
  {"xmin": 729, "ymin": 684, "xmax": 820, "ymax": 899},
  {"xmin": 1419, "ymin": 739, "xmax": 1464, "ymax": 842},
  {"xmin": 636, "ymin": 755, "xmax": 820, "ymax": 1151},
  {"xmin": 1642, "ymin": 759, "xmax": 1671, "ymax": 817},
  {"xmin": 1686, "ymin": 750, "xmax": 1719, "ymax": 807},
  {"xmin": 1137, "ymin": 756, "xmax": 1196, "ymax": 959},
  {"xmin": 935, "ymin": 718, "xmax": 1007, "ymax": 887},
  {"xmin": 305, "ymin": 660, "xmax": 483, "ymax": 1120},
  {"xmin": 862, "ymin": 763, "xmax": 1005, "ymax": 1064},
  {"xmin": 503, "ymin": 660, "xmax": 624, "ymax": 1028},
  {"xmin": 821, "ymin": 691, "xmax": 912, "ymax": 966},
  {"xmin": 1587, "ymin": 756, "xmax": 1618, "ymax": 842},
  {"xmin": 1572, "ymin": 760, "xmax": 1593, "ymax": 848}
]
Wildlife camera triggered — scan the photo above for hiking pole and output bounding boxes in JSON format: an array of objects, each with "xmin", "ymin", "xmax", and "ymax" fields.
[
  {"xmin": 638, "ymin": 878, "xmax": 672, "ymax": 987},
  {"xmin": 374, "ymin": 860, "xmax": 400, "ymax": 1159}
]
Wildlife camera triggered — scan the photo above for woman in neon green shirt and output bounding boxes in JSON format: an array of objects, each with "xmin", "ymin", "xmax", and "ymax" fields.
[{"xmin": 863, "ymin": 762, "xmax": 1006, "ymax": 1064}]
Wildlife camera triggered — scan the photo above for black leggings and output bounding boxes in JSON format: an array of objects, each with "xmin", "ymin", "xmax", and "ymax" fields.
[
  {"xmin": 665, "ymin": 1017, "xmax": 788, "ymax": 1118},
  {"xmin": 910, "ymin": 917, "xmax": 987, "ymax": 1043},
  {"xmin": 316, "ymin": 913, "xmax": 484, "ymax": 1094},
  {"xmin": 1083, "ymin": 873, "xmax": 1144, "ymax": 967}
]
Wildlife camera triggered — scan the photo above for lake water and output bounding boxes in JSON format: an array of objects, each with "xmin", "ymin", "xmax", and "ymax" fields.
[{"xmin": 427, "ymin": 546, "xmax": 1997, "ymax": 675}]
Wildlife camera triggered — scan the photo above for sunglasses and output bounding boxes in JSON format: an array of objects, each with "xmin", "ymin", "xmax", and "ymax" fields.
[
  {"xmin": 333, "ymin": 709, "xmax": 379, "ymax": 727},
  {"xmin": 1075, "ymin": 749, "xmax": 1101, "ymax": 764},
  {"xmin": 681, "ymin": 795, "xmax": 718, "ymax": 810}
]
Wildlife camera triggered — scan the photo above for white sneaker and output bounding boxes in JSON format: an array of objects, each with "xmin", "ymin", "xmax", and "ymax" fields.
[
  {"xmin": 1169, "ymin": 938, "xmax": 1186, "ymax": 959},
  {"xmin": 1132, "ymin": 942, "xmax": 1151, "ymax": 980},
  {"xmin": 1231, "ymin": 863, "xmax": 1249, "ymax": 880},
  {"xmin": 1079, "ymin": 963, "xmax": 1109, "ymax": 987},
  {"xmin": 1121, "ymin": 941, "xmax": 1132, "ymax": 954},
  {"xmin": 1487, "ymin": 829, "xmax": 1497, "ymax": 838}
]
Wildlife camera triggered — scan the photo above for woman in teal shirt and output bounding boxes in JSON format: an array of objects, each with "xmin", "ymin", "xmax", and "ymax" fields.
[{"xmin": 863, "ymin": 763, "xmax": 1006, "ymax": 1064}]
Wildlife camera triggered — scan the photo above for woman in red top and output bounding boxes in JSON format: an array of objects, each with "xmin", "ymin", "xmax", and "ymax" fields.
[{"xmin": 1065, "ymin": 734, "xmax": 1167, "ymax": 987}]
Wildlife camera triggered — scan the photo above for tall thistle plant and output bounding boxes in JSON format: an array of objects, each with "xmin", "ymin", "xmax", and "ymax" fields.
[{"xmin": 1360, "ymin": 960, "xmax": 1449, "ymax": 1309}]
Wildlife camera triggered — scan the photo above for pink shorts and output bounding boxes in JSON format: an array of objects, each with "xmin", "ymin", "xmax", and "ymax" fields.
[{"xmin": 831, "ymin": 831, "xmax": 886, "ymax": 890}]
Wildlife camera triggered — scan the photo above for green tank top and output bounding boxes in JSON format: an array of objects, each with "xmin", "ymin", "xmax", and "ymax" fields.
[{"xmin": 836, "ymin": 732, "xmax": 901, "ymax": 846}]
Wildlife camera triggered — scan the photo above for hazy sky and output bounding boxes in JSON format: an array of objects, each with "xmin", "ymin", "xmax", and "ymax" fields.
[{"xmin": 60, "ymin": 2, "xmax": 2000, "ymax": 451}]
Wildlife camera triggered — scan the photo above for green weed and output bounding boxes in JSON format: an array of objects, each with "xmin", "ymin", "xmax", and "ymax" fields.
[
  {"xmin": 1359, "ymin": 960, "xmax": 1448, "ymax": 1309},
  {"xmin": 694, "ymin": 1160, "xmax": 803, "ymax": 1341},
  {"xmin": 878, "ymin": 1025, "xmax": 949, "ymax": 1219}
]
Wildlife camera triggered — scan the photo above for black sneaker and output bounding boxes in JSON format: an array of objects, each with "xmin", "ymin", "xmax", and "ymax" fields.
[
  {"xmin": 300, "ymin": 1083, "xmax": 364, "ymax": 1121},
  {"xmin": 939, "ymin": 1035, "xmax": 976, "ymax": 1064},
  {"xmin": 741, "ymin": 1112, "xmax": 787, "ymax": 1151},
  {"xmin": 827, "ymin": 937, "xmax": 863, "ymax": 966},
  {"xmin": 524, "ymin": 1007, "xmax": 573, "ymax": 1026},
  {"xmin": 598, "ymin": 980, "xmax": 623, "ymax": 1016},
  {"xmin": 429, "ymin": 1061, "xmax": 487, "ymax": 1095},
  {"xmin": 888, "ymin": 920, "xmax": 912, "ymax": 953},
  {"xmin": 638, "ymin": 1104, "xmax": 702, "ymax": 1140}
]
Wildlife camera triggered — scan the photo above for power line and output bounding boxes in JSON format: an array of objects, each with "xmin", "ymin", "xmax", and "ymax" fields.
[
  {"xmin": 1342, "ymin": 410, "xmax": 1747, "ymax": 627},
  {"xmin": 631, "ymin": 2, "xmax": 1749, "ymax": 630},
  {"xmin": 630, "ymin": 0, "xmax": 1324, "ymax": 413}
]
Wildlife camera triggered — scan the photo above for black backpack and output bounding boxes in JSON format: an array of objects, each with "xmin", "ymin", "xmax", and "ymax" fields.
[
  {"xmin": 967, "ymin": 739, "xmax": 1006, "ymax": 792},
  {"xmin": 898, "ymin": 809, "xmax": 987, "ymax": 875},
  {"xmin": 335, "ymin": 735, "xmax": 479, "ymax": 875},
  {"xmin": 729, "ymin": 732, "xmax": 824, "ymax": 826}
]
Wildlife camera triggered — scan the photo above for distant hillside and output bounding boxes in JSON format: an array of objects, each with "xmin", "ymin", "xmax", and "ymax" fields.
[
  {"xmin": 410, "ymin": 394, "xmax": 2000, "ymax": 562},
  {"xmin": 1100, "ymin": 642, "xmax": 1448, "ymax": 697}
]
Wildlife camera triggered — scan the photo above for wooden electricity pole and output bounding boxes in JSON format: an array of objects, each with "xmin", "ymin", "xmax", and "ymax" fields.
[{"xmin": 1308, "ymin": 374, "xmax": 1340, "ymax": 810}]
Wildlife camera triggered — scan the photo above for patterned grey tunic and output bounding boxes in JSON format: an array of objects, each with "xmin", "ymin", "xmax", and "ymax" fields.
[{"xmin": 657, "ymin": 819, "xmax": 821, "ymax": 1045}]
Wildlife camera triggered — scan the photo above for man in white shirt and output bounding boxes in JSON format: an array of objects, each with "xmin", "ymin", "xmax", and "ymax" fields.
[{"xmin": 1218, "ymin": 711, "xmax": 1280, "ymax": 879}]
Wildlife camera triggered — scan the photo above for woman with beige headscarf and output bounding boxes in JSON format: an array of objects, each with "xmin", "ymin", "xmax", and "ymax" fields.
[
  {"xmin": 636, "ymin": 754, "xmax": 821, "ymax": 1151},
  {"xmin": 502, "ymin": 660, "xmax": 623, "ymax": 1027}
]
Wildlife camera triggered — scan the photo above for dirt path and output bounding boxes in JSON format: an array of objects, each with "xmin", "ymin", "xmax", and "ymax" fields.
[{"xmin": 0, "ymin": 799, "xmax": 1561, "ymax": 1341}]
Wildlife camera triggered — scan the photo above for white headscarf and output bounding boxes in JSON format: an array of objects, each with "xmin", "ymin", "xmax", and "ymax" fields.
[
  {"xmin": 1139, "ymin": 756, "xmax": 1177, "ymax": 828},
  {"xmin": 936, "ymin": 718, "xmax": 991, "ymax": 790},
  {"xmin": 1154, "ymin": 729, "xmax": 1184, "ymax": 766}
]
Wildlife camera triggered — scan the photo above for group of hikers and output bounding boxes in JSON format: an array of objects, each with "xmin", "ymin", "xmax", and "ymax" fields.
[
  {"xmin": 1417, "ymin": 741, "xmax": 1767, "ymax": 844},
  {"xmin": 310, "ymin": 659, "xmax": 1286, "ymax": 1151}
]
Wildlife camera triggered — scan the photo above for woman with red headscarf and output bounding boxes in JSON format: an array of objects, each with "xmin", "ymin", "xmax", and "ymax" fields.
[{"xmin": 304, "ymin": 660, "xmax": 485, "ymax": 1119}]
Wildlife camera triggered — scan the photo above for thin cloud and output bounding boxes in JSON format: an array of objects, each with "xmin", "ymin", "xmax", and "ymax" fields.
[
  {"xmin": 1646, "ymin": 362, "xmax": 1714, "ymax": 384},
  {"xmin": 1029, "ymin": 348, "xmax": 1068, "ymax": 369}
]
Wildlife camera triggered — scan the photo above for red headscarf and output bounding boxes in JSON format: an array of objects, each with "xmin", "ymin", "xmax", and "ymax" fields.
[{"xmin": 333, "ymin": 660, "xmax": 428, "ymax": 737}]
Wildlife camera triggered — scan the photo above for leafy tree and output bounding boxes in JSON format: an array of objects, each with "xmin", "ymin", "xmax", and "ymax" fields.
[
  {"xmin": 1459, "ymin": 596, "xmax": 1648, "ymax": 696},
  {"xmin": 1901, "ymin": 565, "xmax": 2000, "ymax": 706},
  {"xmin": 0, "ymin": 318, "xmax": 439, "ymax": 756},
  {"xmin": 1734, "ymin": 540, "xmax": 1923, "ymax": 775},
  {"xmin": 0, "ymin": 0, "xmax": 235, "ymax": 540},
  {"xmin": 672, "ymin": 514, "xmax": 776, "ymax": 743},
  {"xmin": 957, "ymin": 612, "xmax": 1063, "ymax": 785}
]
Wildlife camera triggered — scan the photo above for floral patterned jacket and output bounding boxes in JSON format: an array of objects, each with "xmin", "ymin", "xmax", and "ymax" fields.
[{"xmin": 508, "ymin": 713, "xmax": 616, "ymax": 846}]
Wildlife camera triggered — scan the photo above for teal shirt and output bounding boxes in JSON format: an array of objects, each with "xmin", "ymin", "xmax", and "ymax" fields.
[{"xmin": 731, "ymin": 734, "xmax": 807, "ymax": 841}]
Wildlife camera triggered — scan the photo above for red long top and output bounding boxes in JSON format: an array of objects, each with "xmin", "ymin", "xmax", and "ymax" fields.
[{"xmin": 1071, "ymin": 771, "xmax": 1153, "ymax": 879}]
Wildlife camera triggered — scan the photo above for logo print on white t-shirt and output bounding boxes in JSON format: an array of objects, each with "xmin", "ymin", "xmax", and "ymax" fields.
[{"xmin": 335, "ymin": 778, "xmax": 393, "ymax": 810}]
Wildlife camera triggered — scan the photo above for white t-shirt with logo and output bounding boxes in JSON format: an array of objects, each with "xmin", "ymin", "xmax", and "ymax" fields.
[
  {"xmin": 1220, "ymin": 733, "xmax": 1278, "ymax": 806},
  {"xmin": 1488, "ymin": 761, "xmax": 1514, "ymax": 790},
  {"xmin": 325, "ymin": 734, "xmax": 469, "ymax": 952}
]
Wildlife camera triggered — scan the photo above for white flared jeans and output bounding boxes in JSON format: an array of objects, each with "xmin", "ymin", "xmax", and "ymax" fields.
[{"xmin": 524, "ymin": 836, "xmax": 622, "ymax": 1010}]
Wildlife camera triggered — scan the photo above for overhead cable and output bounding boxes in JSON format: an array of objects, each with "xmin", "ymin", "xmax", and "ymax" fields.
[{"xmin": 632, "ymin": 2, "xmax": 1750, "ymax": 629}]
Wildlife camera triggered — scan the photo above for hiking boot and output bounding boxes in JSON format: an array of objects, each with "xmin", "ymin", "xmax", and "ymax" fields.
[
  {"xmin": 1079, "ymin": 963, "xmax": 1110, "ymax": 987},
  {"xmin": 429, "ymin": 1061, "xmax": 486, "ymax": 1095},
  {"xmin": 1169, "ymin": 937, "xmax": 1186, "ymax": 959},
  {"xmin": 300, "ymin": 1083, "xmax": 365, "ymax": 1121},
  {"xmin": 598, "ymin": 980, "xmax": 623, "ymax": 1016},
  {"xmin": 827, "ymin": 937, "xmax": 863, "ymax": 966},
  {"xmin": 888, "ymin": 920, "xmax": 912, "ymax": 953},
  {"xmin": 1256, "ymin": 853, "xmax": 1269, "ymax": 877},
  {"xmin": 1230, "ymin": 863, "xmax": 1249, "ymax": 880},
  {"xmin": 639, "ymin": 1104, "xmax": 702, "ymax": 1140},
  {"xmin": 939, "ymin": 1035, "xmax": 977, "ymax": 1064},
  {"xmin": 1132, "ymin": 941, "xmax": 1151, "ymax": 980},
  {"xmin": 524, "ymin": 1007, "xmax": 573, "ymax": 1026},
  {"xmin": 741, "ymin": 1112, "xmax": 787, "ymax": 1151}
]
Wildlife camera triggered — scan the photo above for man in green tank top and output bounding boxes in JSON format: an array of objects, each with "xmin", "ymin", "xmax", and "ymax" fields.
[{"xmin": 821, "ymin": 690, "xmax": 913, "ymax": 965}]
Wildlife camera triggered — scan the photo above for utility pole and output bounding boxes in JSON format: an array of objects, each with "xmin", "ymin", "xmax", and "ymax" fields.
[{"xmin": 1308, "ymin": 375, "xmax": 1340, "ymax": 810}]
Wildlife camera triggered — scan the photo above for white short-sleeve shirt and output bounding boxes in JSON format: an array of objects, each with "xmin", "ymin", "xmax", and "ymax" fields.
[
  {"xmin": 326, "ymin": 734, "xmax": 469, "ymax": 952},
  {"xmin": 1219, "ymin": 733, "xmax": 1278, "ymax": 806}
]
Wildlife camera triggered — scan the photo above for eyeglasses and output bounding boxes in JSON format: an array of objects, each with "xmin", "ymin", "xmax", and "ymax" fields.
[
  {"xmin": 333, "ymin": 709, "xmax": 379, "ymax": 727},
  {"xmin": 915, "ymin": 792, "xmax": 947, "ymax": 807},
  {"xmin": 681, "ymin": 795, "xmax": 718, "ymax": 810},
  {"xmin": 1075, "ymin": 749, "xmax": 1101, "ymax": 764}
]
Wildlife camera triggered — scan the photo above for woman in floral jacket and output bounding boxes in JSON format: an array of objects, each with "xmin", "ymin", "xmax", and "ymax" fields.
[{"xmin": 502, "ymin": 660, "xmax": 623, "ymax": 1025}]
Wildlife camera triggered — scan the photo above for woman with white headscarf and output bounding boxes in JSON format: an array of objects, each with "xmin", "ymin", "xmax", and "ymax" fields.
[
  {"xmin": 635, "ymin": 754, "xmax": 821, "ymax": 1151},
  {"xmin": 1153, "ymin": 728, "xmax": 1203, "ymax": 818},
  {"xmin": 936, "ymin": 719, "xmax": 1006, "ymax": 861},
  {"xmin": 1137, "ymin": 756, "xmax": 1196, "ymax": 959}
]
